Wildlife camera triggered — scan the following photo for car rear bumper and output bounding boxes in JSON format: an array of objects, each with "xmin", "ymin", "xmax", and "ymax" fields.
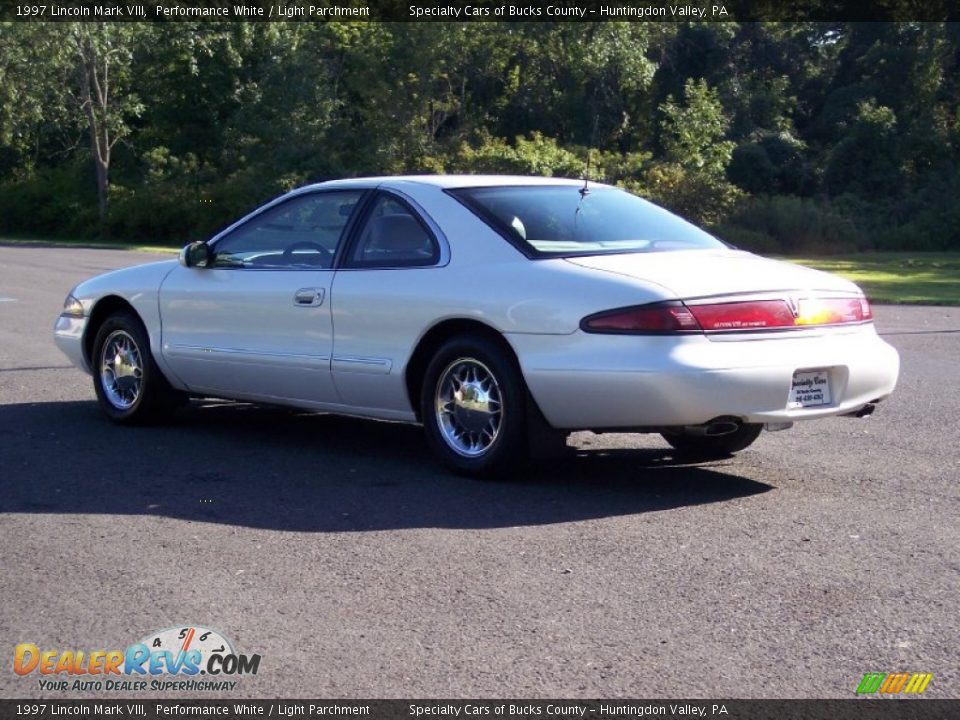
[
  {"xmin": 54, "ymin": 314, "xmax": 91, "ymax": 374},
  {"xmin": 509, "ymin": 326, "xmax": 900, "ymax": 430}
]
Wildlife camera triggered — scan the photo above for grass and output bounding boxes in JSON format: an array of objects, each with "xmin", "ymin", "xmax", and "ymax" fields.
[
  {"xmin": 0, "ymin": 236, "xmax": 178, "ymax": 254},
  {"xmin": 782, "ymin": 252, "xmax": 960, "ymax": 306}
]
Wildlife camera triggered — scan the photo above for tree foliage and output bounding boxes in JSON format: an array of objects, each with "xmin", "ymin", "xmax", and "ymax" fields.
[{"xmin": 0, "ymin": 21, "xmax": 958, "ymax": 252}]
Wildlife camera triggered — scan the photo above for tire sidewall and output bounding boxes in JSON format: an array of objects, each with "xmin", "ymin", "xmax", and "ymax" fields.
[
  {"xmin": 420, "ymin": 334, "xmax": 527, "ymax": 477},
  {"xmin": 662, "ymin": 423, "xmax": 763, "ymax": 458}
]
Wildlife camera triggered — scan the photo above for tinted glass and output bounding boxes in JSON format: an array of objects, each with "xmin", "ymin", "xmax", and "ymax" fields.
[
  {"xmin": 452, "ymin": 186, "xmax": 725, "ymax": 256},
  {"xmin": 212, "ymin": 190, "xmax": 363, "ymax": 269},
  {"xmin": 348, "ymin": 194, "xmax": 438, "ymax": 268}
]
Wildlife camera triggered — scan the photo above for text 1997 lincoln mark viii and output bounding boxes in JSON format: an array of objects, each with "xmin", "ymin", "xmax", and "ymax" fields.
[{"xmin": 55, "ymin": 176, "xmax": 899, "ymax": 476}]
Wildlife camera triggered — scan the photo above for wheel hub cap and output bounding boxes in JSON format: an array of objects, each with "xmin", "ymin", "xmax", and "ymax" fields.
[
  {"xmin": 435, "ymin": 358, "xmax": 503, "ymax": 458},
  {"xmin": 100, "ymin": 330, "xmax": 143, "ymax": 410}
]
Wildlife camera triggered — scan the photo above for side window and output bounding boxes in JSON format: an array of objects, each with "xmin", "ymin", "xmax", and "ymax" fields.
[
  {"xmin": 347, "ymin": 194, "xmax": 439, "ymax": 268},
  {"xmin": 212, "ymin": 190, "xmax": 363, "ymax": 269}
]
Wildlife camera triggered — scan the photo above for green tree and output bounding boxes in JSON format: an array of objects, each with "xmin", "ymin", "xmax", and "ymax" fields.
[
  {"xmin": 67, "ymin": 23, "xmax": 142, "ymax": 221},
  {"xmin": 659, "ymin": 78, "xmax": 734, "ymax": 176},
  {"xmin": 642, "ymin": 78, "xmax": 741, "ymax": 225}
]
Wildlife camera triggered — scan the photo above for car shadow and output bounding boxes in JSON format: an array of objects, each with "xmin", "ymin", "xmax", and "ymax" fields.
[{"xmin": 0, "ymin": 400, "xmax": 773, "ymax": 532}]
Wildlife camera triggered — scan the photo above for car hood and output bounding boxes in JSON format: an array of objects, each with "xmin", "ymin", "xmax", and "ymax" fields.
[{"xmin": 564, "ymin": 249, "xmax": 861, "ymax": 300}]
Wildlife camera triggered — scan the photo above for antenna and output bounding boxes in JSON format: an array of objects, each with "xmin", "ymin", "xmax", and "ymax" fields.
[{"xmin": 580, "ymin": 113, "xmax": 599, "ymax": 197}]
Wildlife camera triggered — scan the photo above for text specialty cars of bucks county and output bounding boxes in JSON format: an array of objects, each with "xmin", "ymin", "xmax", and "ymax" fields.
[{"xmin": 55, "ymin": 175, "xmax": 900, "ymax": 476}]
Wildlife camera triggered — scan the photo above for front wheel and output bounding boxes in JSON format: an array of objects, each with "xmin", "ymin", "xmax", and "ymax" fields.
[
  {"xmin": 92, "ymin": 311, "xmax": 183, "ymax": 424},
  {"xmin": 421, "ymin": 334, "xmax": 528, "ymax": 478},
  {"xmin": 661, "ymin": 423, "xmax": 763, "ymax": 459}
]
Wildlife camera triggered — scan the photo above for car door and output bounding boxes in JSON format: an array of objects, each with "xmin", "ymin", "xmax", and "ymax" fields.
[
  {"xmin": 329, "ymin": 191, "xmax": 447, "ymax": 415},
  {"xmin": 159, "ymin": 189, "xmax": 364, "ymax": 404}
]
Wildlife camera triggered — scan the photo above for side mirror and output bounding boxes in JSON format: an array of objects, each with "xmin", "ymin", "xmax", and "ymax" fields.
[{"xmin": 179, "ymin": 241, "xmax": 212, "ymax": 269}]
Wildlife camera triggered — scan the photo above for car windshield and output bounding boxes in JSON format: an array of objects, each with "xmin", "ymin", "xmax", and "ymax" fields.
[{"xmin": 451, "ymin": 185, "xmax": 726, "ymax": 256}]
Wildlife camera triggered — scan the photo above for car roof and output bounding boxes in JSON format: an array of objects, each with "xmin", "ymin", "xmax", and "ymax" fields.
[{"xmin": 298, "ymin": 175, "xmax": 604, "ymax": 192}]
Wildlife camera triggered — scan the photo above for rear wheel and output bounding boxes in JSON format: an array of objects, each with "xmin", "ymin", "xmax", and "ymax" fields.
[
  {"xmin": 92, "ymin": 311, "xmax": 183, "ymax": 424},
  {"xmin": 421, "ymin": 334, "xmax": 528, "ymax": 477},
  {"xmin": 661, "ymin": 423, "xmax": 763, "ymax": 459}
]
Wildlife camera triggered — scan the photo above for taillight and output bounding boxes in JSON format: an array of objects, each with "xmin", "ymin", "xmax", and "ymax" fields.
[
  {"xmin": 689, "ymin": 300, "xmax": 796, "ymax": 331},
  {"xmin": 692, "ymin": 297, "xmax": 871, "ymax": 330},
  {"xmin": 794, "ymin": 297, "xmax": 870, "ymax": 326},
  {"xmin": 581, "ymin": 301, "xmax": 701, "ymax": 333},
  {"xmin": 582, "ymin": 296, "xmax": 872, "ymax": 335}
]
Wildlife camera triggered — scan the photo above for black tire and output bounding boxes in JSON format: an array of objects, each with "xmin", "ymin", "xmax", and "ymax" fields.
[
  {"xmin": 661, "ymin": 423, "xmax": 763, "ymax": 459},
  {"xmin": 420, "ymin": 333, "xmax": 528, "ymax": 478},
  {"xmin": 91, "ymin": 311, "xmax": 184, "ymax": 424}
]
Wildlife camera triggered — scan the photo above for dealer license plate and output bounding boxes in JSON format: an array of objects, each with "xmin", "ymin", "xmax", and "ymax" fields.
[{"xmin": 788, "ymin": 370, "xmax": 832, "ymax": 409}]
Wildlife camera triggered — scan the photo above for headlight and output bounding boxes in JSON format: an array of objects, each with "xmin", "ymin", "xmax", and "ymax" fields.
[{"xmin": 62, "ymin": 294, "xmax": 85, "ymax": 318}]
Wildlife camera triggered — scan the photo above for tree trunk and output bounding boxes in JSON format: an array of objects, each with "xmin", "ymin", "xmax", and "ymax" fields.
[
  {"xmin": 75, "ymin": 27, "xmax": 112, "ymax": 226},
  {"xmin": 86, "ymin": 118, "xmax": 109, "ymax": 222}
]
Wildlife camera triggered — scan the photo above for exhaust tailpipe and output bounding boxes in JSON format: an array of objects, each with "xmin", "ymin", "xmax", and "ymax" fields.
[
  {"xmin": 846, "ymin": 403, "xmax": 876, "ymax": 418},
  {"xmin": 682, "ymin": 417, "xmax": 742, "ymax": 437}
]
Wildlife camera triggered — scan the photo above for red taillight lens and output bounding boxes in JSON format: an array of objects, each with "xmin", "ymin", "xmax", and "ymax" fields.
[
  {"xmin": 689, "ymin": 300, "xmax": 796, "ymax": 331},
  {"xmin": 583, "ymin": 296, "xmax": 872, "ymax": 335},
  {"xmin": 690, "ymin": 297, "xmax": 871, "ymax": 331},
  {"xmin": 582, "ymin": 302, "xmax": 702, "ymax": 333}
]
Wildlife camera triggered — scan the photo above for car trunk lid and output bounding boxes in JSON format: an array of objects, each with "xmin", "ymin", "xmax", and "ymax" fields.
[{"xmin": 564, "ymin": 249, "xmax": 858, "ymax": 299}]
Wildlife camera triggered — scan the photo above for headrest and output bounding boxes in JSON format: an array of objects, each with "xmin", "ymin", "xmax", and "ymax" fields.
[{"xmin": 369, "ymin": 214, "xmax": 429, "ymax": 252}]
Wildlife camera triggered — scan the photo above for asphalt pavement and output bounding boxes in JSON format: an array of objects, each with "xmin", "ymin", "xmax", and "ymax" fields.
[{"xmin": 0, "ymin": 243, "xmax": 957, "ymax": 699}]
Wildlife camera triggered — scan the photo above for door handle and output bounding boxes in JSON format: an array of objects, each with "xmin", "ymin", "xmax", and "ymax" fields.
[{"xmin": 293, "ymin": 288, "xmax": 324, "ymax": 307}]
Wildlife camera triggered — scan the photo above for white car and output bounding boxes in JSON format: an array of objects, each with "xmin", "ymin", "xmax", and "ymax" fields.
[{"xmin": 55, "ymin": 175, "xmax": 899, "ymax": 476}]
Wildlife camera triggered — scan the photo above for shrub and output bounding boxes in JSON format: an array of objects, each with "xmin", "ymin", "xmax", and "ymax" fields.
[
  {"xmin": 448, "ymin": 132, "xmax": 586, "ymax": 178},
  {"xmin": 717, "ymin": 195, "xmax": 866, "ymax": 254},
  {"xmin": 627, "ymin": 162, "xmax": 743, "ymax": 227},
  {"xmin": 0, "ymin": 163, "xmax": 99, "ymax": 238}
]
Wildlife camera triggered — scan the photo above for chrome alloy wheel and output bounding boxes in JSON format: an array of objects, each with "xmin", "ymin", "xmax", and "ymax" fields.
[
  {"xmin": 99, "ymin": 329, "xmax": 143, "ymax": 410},
  {"xmin": 434, "ymin": 357, "xmax": 504, "ymax": 458}
]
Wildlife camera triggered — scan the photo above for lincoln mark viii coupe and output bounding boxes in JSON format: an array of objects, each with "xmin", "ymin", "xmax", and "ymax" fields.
[{"xmin": 55, "ymin": 176, "xmax": 900, "ymax": 476}]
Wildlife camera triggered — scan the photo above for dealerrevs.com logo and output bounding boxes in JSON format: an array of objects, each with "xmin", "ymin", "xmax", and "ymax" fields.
[{"xmin": 14, "ymin": 626, "xmax": 261, "ymax": 692}]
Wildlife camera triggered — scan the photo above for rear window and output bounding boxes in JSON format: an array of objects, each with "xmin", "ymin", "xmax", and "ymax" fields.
[{"xmin": 450, "ymin": 185, "xmax": 726, "ymax": 257}]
